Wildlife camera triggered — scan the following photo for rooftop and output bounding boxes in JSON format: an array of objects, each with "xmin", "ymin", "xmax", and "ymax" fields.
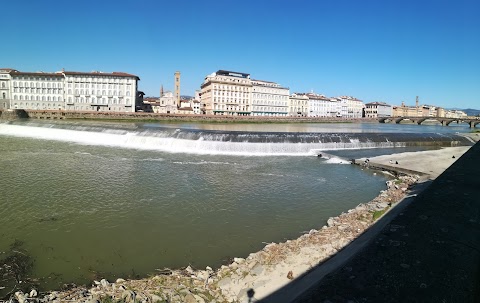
[
  {"xmin": 2, "ymin": 69, "xmax": 140, "ymax": 80},
  {"xmin": 216, "ymin": 70, "xmax": 250, "ymax": 78}
]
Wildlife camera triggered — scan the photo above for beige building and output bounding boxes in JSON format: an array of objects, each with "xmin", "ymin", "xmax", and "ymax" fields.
[
  {"xmin": 392, "ymin": 100, "xmax": 423, "ymax": 117},
  {"xmin": 200, "ymin": 70, "xmax": 252, "ymax": 115},
  {"xmin": 288, "ymin": 93, "xmax": 309, "ymax": 117},
  {"xmin": 392, "ymin": 97, "xmax": 449, "ymax": 119}
]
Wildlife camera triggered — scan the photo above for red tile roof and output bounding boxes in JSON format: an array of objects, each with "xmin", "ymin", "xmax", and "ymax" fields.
[{"xmin": 63, "ymin": 71, "xmax": 140, "ymax": 80}]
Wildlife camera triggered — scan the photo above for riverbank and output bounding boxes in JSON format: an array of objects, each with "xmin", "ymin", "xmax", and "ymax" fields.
[
  {"xmin": 293, "ymin": 142, "xmax": 480, "ymax": 303},
  {"xmin": 3, "ymin": 146, "xmax": 473, "ymax": 303},
  {"xmin": 5, "ymin": 173, "xmax": 419, "ymax": 303}
]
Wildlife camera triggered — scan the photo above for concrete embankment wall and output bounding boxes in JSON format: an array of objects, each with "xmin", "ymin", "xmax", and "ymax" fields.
[
  {"xmin": 14, "ymin": 110, "xmax": 374, "ymax": 123},
  {"xmin": 0, "ymin": 109, "xmax": 29, "ymax": 120}
]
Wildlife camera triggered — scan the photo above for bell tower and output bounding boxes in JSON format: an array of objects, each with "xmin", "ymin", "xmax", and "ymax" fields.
[{"xmin": 174, "ymin": 71, "xmax": 180, "ymax": 108}]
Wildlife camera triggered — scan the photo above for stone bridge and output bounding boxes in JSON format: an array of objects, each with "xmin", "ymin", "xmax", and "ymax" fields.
[{"xmin": 379, "ymin": 116, "xmax": 480, "ymax": 128}]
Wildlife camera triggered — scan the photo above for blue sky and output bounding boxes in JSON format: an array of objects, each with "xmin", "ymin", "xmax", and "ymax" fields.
[{"xmin": 2, "ymin": 0, "xmax": 479, "ymax": 109}]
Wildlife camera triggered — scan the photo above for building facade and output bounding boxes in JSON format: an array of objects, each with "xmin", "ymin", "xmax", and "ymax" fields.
[
  {"xmin": 250, "ymin": 79, "xmax": 289, "ymax": 117},
  {"xmin": 200, "ymin": 70, "xmax": 252, "ymax": 116},
  {"xmin": 288, "ymin": 93, "xmax": 309, "ymax": 117},
  {"xmin": 0, "ymin": 68, "xmax": 139, "ymax": 112},
  {"xmin": 300, "ymin": 93, "xmax": 340, "ymax": 117},
  {"xmin": 338, "ymin": 96, "xmax": 364, "ymax": 118},
  {"xmin": 200, "ymin": 70, "xmax": 288, "ymax": 116},
  {"xmin": 364, "ymin": 102, "xmax": 393, "ymax": 118}
]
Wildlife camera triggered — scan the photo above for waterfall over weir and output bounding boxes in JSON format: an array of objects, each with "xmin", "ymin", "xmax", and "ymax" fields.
[{"xmin": 0, "ymin": 122, "xmax": 472, "ymax": 156}]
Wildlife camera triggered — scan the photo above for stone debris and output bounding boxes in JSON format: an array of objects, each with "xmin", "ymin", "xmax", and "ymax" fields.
[{"xmin": 2, "ymin": 174, "xmax": 419, "ymax": 303}]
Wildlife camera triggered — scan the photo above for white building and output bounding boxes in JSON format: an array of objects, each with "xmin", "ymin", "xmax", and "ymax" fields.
[
  {"xmin": 364, "ymin": 102, "xmax": 393, "ymax": 118},
  {"xmin": 0, "ymin": 68, "xmax": 139, "ymax": 112},
  {"xmin": 178, "ymin": 98, "xmax": 201, "ymax": 115},
  {"xmin": 251, "ymin": 79, "xmax": 289, "ymax": 117},
  {"xmin": 154, "ymin": 91, "xmax": 177, "ymax": 114},
  {"xmin": 445, "ymin": 110, "xmax": 468, "ymax": 119},
  {"xmin": 301, "ymin": 93, "xmax": 340, "ymax": 117},
  {"xmin": 338, "ymin": 96, "xmax": 364, "ymax": 118},
  {"xmin": 288, "ymin": 93, "xmax": 309, "ymax": 117}
]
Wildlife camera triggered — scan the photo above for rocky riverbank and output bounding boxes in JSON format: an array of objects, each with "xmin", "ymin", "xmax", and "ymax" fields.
[{"xmin": 3, "ymin": 172, "xmax": 420, "ymax": 303}]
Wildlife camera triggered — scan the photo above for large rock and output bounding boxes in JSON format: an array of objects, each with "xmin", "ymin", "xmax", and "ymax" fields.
[
  {"xmin": 121, "ymin": 290, "xmax": 136, "ymax": 303},
  {"xmin": 151, "ymin": 294, "xmax": 163, "ymax": 303},
  {"xmin": 251, "ymin": 263, "xmax": 264, "ymax": 276},
  {"xmin": 217, "ymin": 276, "xmax": 232, "ymax": 288},
  {"xmin": 29, "ymin": 289, "xmax": 38, "ymax": 298},
  {"xmin": 15, "ymin": 291, "xmax": 26, "ymax": 303},
  {"xmin": 327, "ymin": 218, "xmax": 336, "ymax": 227},
  {"xmin": 184, "ymin": 293, "xmax": 197, "ymax": 303}
]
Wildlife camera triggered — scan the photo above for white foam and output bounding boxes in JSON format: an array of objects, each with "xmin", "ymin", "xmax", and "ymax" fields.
[
  {"xmin": 325, "ymin": 157, "xmax": 350, "ymax": 164},
  {"xmin": 0, "ymin": 124, "xmax": 401, "ymax": 157}
]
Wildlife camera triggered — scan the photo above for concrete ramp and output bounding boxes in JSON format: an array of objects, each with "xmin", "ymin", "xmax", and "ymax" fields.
[{"xmin": 293, "ymin": 142, "xmax": 480, "ymax": 302}]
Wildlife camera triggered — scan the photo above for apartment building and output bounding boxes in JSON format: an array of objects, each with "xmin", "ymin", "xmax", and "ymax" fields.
[
  {"xmin": 364, "ymin": 102, "xmax": 393, "ymax": 118},
  {"xmin": 199, "ymin": 70, "xmax": 289, "ymax": 116},
  {"xmin": 0, "ymin": 68, "xmax": 139, "ymax": 112},
  {"xmin": 251, "ymin": 79, "xmax": 289, "ymax": 117},
  {"xmin": 338, "ymin": 96, "xmax": 364, "ymax": 118},
  {"xmin": 200, "ymin": 70, "xmax": 252, "ymax": 116},
  {"xmin": 288, "ymin": 93, "xmax": 309, "ymax": 117},
  {"xmin": 300, "ymin": 93, "xmax": 340, "ymax": 117}
]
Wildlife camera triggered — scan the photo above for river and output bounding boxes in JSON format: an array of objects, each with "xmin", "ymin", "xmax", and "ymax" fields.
[{"xmin": 0, "ymin": 120, "xmax": 474, "ymax": 293}]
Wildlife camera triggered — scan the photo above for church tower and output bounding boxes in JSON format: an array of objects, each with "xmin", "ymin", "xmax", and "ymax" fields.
[{"xmin": 174, "ymin": 71, "xmax": 181, "ymax": 108}]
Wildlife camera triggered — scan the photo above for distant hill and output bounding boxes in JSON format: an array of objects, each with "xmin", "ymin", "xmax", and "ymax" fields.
[{"xmin": 448, "ymin": 108, "xmax": 480, "ymax": 116}]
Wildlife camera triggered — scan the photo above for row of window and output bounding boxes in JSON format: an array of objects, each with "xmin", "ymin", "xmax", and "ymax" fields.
[
  {"xmin": 66, "ymin": 106, "xmax": 131, "ymax": 112},
  {"xmin": 13, "ymin": 81, "xmax": 62, "ymax": 88},
  {"xmin": 252, "ymin": 88, "xmax": 287, "ymax": 94},
  {"xmin": 13, "ymin": 88, "xmax": 62, "ymax": 94},
  {"xmin": 13, "ymin": 103, "xmax": 62, "ymax": 110},
  {"xmin": 290, "ymin": 101, "xmax": 308, "ymax": 106},
  {"xmin": 252, "ymin": 94, "xmax": 288, "ymax": 101},
  {"xmin": 13, "ymin": 95, "xmax": 63, "ymax": 101},
  {"xmin": 213, "ymin": 99, "xmax": 249, "ymax": 105},
  {"xmin": 214, "ymin": 77, "xmax": 249, "ymax": 84},
  {"xmin": 13, "ymin": 77, "xmax": 61, "ymax": 81},
  {"xmin": 66, "ymin": 77, "xmax": 133, "ymax": 83},
  {"xmin": 68, "ymin": 89, "xmax": 130, "ymax": 96},
  {"xmin": 68, "ymin": 97, "xmax": 130, "ymax": 104},
  {"xmin": 214, "ymin": 104, "xmax": 249, "ymax": 111},
  {"xmin": 213, "ymin": 84, "xmax": 249, "ymax": 91},
  {"xmin": 69, "ymin": 83, "xmax": 130, "ymax": 89},
  {"xmin": 251, "ymin": 112, "xmax": 288, "ymax": 117},
  {"xmin": 213, "ymin": 91, "xmax": 248, "ymax": 97},
  {"xmin": 252, "ymin": 106, "xmax": 288, "ymax": 112},
  {"xmin": 252, "ymin": 101, "xmax": 288, "ymax": 106}
]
